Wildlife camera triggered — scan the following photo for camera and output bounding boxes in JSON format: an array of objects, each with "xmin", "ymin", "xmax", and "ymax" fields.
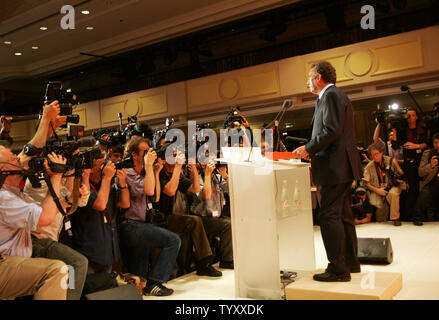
[
  {"xmin": 44, "ymin": 81, "xmax": 78, "ymax": 113},
  {"xmin": 385, "ymin": 170, "xmax": 406, "ymax": 192},
  {"xmin": 223, "ymin": 106, "xmax": 244, "ymax": 129},
  {"xmin": 44, "ymin": 81, "xmax": 80, "ymax": 127},
  {"xmin": 113, "ymin": 155, "xmax": 135, "ymax": 170},
  {"xmin": 93, "ymin": 128, "xmax": 127, "ymax": 147}
]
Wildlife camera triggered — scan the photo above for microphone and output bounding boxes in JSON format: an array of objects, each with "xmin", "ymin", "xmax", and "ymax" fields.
[
  {"xmin": 400, "ymin": 85, "xmax": 424, "ymax": 115},
  {"xmin": 10, "ymin": 114, "xmax": 41, "ymax": 123},
  {"xmin": 282, "ymin": 99, "xmax": 293, "ymax": 109}
]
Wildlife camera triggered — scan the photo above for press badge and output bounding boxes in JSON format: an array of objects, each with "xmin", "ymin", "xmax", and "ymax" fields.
[
  {"xmin": 212, "ymin": 210, "xmax": 219, "ymax": 217},
  {"xmin": 147, "ymin": 202, "xmax": 153, "ymax": 210},
  {"xmin": 64, "ymin": 219, "xmax": 71, "ymax": 231}
]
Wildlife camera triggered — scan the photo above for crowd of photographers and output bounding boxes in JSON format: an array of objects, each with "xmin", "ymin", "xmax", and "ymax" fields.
[
  {"xmin": 1, "ymin": 95, "xmax": 438, "ymax": 300},
  {"xmin": 0, "ymin": 101, "xmax": 234, "ymax": 300},
  {"xmin": 350, "ymin": 106, "xmax": 439, "ymax": 227}
]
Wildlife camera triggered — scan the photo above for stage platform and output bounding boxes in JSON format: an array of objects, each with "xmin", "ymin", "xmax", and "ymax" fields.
[
  {"xmin": 284, "ymin": 270, "xmax": 402, "ymax": 300},
  {"xmin": 143, "ymin": 222, "xmax": 439, "ymax": 300}
]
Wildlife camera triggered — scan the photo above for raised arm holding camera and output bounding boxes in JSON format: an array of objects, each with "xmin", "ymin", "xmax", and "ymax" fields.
[{"xmin": 0, "ymin": 103, "xmax": 70, "ymax": 299}]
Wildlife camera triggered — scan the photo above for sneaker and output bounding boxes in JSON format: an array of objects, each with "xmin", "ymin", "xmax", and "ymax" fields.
[
  {"xmin": 196, "ymin": 265, "xmax": 223, "ymax": 277},
  {"xmin": 219, "ymin": 261, "xmax": 234, "ymax": 269},
  {"xmin": 143, "ymin": 283, "xmax": 174, "ymax": 296}
]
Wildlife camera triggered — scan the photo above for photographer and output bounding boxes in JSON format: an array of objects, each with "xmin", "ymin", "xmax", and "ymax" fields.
[
  {"xmin": 156, "ymin": 150, "xmax": 222, "ymax": 277},
  {"xmin": 0, "ymin": 115, "xmax": 13, "ymax": 147},
  {"xmin": 413, "ymin": 133, "xmax": 439, "ymax": 226},
  {"xmin": 23, "ymin": 151, "xmax": 90, "ymax": 300},
  {"xmin": 191, "ymin": 158, "xmax": 234, "ymax": 269},
  {"xmin": 363, "ymin": 142, "xmax": 406, "ymax": 226},
  {"xmin": 70, "ymin": 151, "xmax": 130, "ymax": 276},
  {"xmin": 0, "ymin": 106, "xmax": 69, "ymax": 299},
  {"xmin": 119, "ymin": 136, "xmax": 181, "ymax": 297},
  {"xmin": 352, "ymin": 187, "xmax": 373, "ymax": 225},
  {"xmin": 373, "ymin": 123, "xmax": 403, "ymax": 162},
  {"xmin": 395, "ymin": 108, "xmax": 429, "ymax": 221}
]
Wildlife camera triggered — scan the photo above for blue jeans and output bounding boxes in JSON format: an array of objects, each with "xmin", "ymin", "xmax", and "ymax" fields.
[{"xmin": 119, "ymin": 220, "xmax": 181, "ymax": 283}]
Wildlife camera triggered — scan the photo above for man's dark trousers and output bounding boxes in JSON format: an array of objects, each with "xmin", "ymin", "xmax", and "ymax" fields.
[{"xmin": 319, "ymin": 182, "xmax": 359, "ymax": 275}]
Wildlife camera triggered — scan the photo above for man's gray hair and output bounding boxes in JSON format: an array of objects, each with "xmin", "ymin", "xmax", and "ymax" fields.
[{"xmin": 367, "ymin": 141, "xmax": 385, "ymax": 155}]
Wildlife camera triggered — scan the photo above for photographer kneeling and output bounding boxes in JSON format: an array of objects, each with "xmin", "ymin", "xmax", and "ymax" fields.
[
  {"xmin": 413, "ymin": 133, "xmax": 439, "ymax": 226},
  {"xmin": 363, "ymin": 142, "xmax": 406, "ymax": 226}
]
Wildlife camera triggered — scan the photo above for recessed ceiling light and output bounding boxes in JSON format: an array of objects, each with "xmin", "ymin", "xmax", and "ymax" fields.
[
  {"xmin": 4, "ymin": 41, "xmax": 12, "ymax": 45},
  {"xmin": 40, "ymin": 26, "xmax": 48, "ymax": 30},
  {"xmin": 81, "ymin": 10, "xmax": 90, "ymax": 14},
  {"xmin": 86, "ymin": 26, "xmax": 94, "ymax": 30},
  {"xmin": 66, "ymin": 88, "xmax": 72, "ymax": 93},
  {"xmin": 32, "ymin": 46, "xmax": 39, "ymax": 50},
  {"xmin": 14, "ymin": 52, "xmax": 22, "ymax": 56}
]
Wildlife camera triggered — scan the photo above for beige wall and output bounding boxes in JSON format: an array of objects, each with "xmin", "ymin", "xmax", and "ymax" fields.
[{"xmin": 10, "ymin": 25, "xmax": 439, "ymax": 145}]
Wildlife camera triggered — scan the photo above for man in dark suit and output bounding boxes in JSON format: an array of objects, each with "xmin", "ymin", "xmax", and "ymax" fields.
[{"xmin": 293, "ymin": 61, "xmax": 362, "ymax": 282}]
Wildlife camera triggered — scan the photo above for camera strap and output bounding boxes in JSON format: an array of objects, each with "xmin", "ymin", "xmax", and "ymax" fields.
[
  {"xmin": 67, "ymin": 176, "xmax": 82, "ymax": 215},
  {"xmin": 43, "ymin": 172, "xmax": 67, "ymax": 216}
]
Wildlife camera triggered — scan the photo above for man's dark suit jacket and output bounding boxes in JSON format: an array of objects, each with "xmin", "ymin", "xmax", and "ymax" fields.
[{"xmin": 305, "ymin": 85, "xmax": 362, "ymax": 186}]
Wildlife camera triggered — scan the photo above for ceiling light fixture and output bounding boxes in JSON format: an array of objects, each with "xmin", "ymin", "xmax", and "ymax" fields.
[
  {"xmin": 14, "ymin": 52, "xmax": 22, "ymax": 56},
  {"xmin": 86, "ymin": 26, "xmax": 94, "ymax": 30},
  {"xmin": 40, "ymin": 26, "xmax": 48, "ymax": 30},
  {"xmin": 81, "ymin": 10, "xmax": 90, "ymax": 15},
  {"xmin": 4, "ymin": 41, "xmax": 12, "ymax": 45},
  {"xmin": 31, "ymin": 46, "xmax": 39, "ymax": 50}
]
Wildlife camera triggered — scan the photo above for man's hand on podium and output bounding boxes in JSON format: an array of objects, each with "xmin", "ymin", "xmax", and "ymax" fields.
[{"xmin": 293, "ymin": 145, "xmax": 310, "ymax": 160}]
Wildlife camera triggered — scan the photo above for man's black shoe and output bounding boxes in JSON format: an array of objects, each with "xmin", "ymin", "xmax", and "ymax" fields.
[
  {"xmin": 394, "ymin": 219, "xmax": 402, "ymax": 226},
  {"xmin": 413, "ymin": 220, "xmax": 423, "ymax": 226},
  {"xmin": 143, "ymin": 283, "xmax": 174, "ymax": 296},
  {"xmin": 313, "ymin": 272, "xmax": 351, "ymax": 282},
  {"xmin": 219, "ymin": 261, "xmax": 234, "ymax": 269},
  {"xmin": 197, "ymin": 265, "xmax": 223, "ymax": 277}
]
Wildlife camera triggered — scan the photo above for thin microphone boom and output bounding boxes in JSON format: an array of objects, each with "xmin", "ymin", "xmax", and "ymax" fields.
[{"xmin": 10, "ymin": 114, "xmax": 41, "ymax": 123}]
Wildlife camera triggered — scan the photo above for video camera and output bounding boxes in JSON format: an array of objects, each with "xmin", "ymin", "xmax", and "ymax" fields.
[
  {"xmin": 24, "ymin": 137, "xmax": 103, "ymax": 173},
  {"xmin": 223, "ymin": 106, "xmax": 244, "ymax": 129}
]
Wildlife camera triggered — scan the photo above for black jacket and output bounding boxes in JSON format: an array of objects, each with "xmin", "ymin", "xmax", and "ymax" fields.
[{"xmin": 305, "ymin": 85, "xmax": 362, "ymax": 186}]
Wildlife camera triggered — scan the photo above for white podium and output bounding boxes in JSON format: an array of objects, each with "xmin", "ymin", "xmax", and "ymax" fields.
[{"xmin": 220, "ymin": 150, "xmax": 316, "ymax": 300}]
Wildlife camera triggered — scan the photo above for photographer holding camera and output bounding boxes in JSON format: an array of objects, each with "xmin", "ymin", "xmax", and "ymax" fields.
[
  {"xmin": 70, "ymin": 147, "xmax": 130, "ymax": 277},
  {"xmin": 118, "ymin": 136, "xmax": 181, "ymax": 296},
  {"xmin": 373, "ymin": 123, "xmax": 403, "ymax": 162},
  {"xmin": 413, "ymin": 133, "xmax": 439, "ymax": 226},
  {"xmin": 0, "ymin": 101, "xmax": 69, "ymax": 300},
  {"xmin": 395, "ymin": 108, "xmax": 430, "ymax": 221},
  {"xmin": 352, "ymin": 187, "xmax": 374, "ymax": 225},
  {"xmin": 23, "ymin": 139, "xmax": 90, "ymax": 299},
  {"xmin": 363, "ymin": 142, "xmax": 406, "ymax": 226},
  {"xmin": 191, "ymin": 158, "xmax": 234, "ymax": 269},
  {"xmin": 156, "ymin": 148, "xmax": 223, "ymax": 277}
]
